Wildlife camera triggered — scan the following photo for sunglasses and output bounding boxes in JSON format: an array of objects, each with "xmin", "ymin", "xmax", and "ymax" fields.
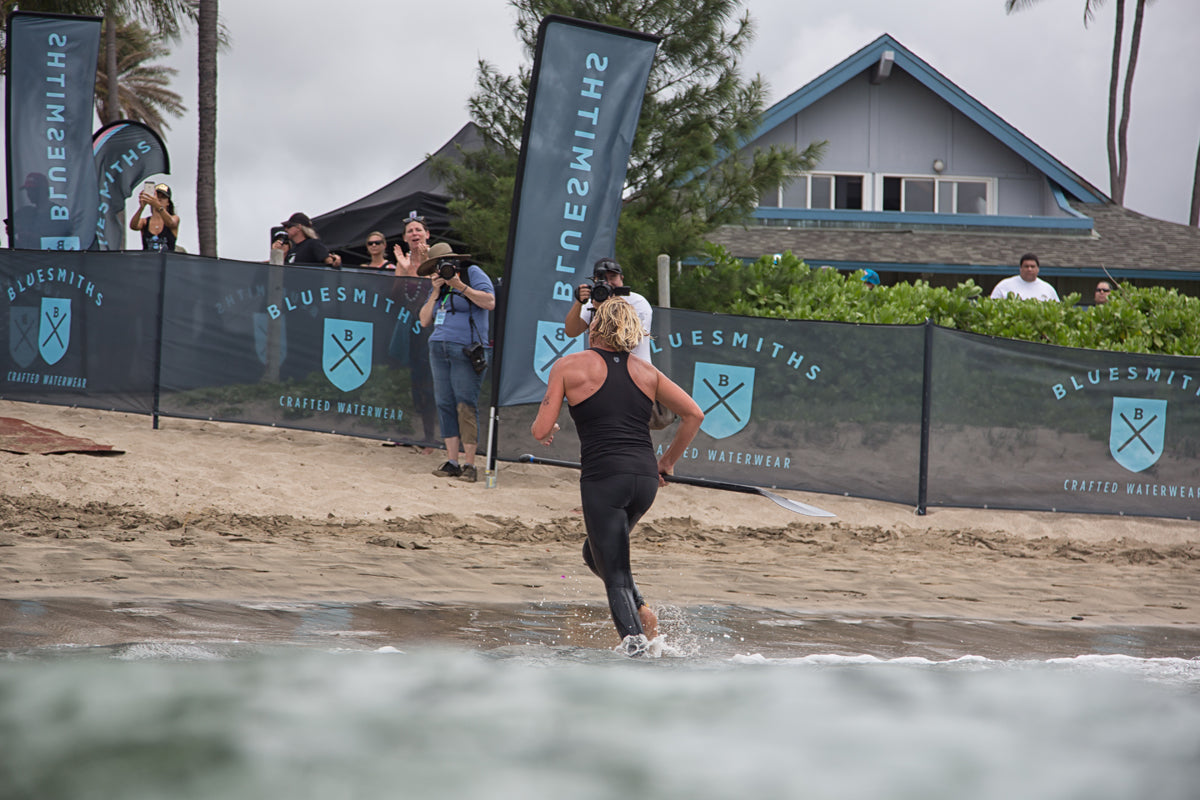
[
  {"xmin": 1097, "ymin": 288, "xmax": 1111, "ymax": 293},
  {"xmin": 367, "ymin": 240, "xmax": 385, "ymax": 246}
]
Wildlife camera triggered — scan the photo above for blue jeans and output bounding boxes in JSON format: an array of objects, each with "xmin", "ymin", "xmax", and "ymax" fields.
[{"xmin": 427, "ymin": 339, "xmax": 487, "ymax": 441}]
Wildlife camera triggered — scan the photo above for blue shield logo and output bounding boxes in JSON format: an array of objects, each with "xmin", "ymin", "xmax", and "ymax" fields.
[
  {"xmin": 692, "ymin": 361, "xmax": 755, "ymax": 439},
  {"xmin": 1109, "ymin": 396, "xmax": 1167, "ymax": 473},
  {"xmin": 254, "ymin": 312, "xmax": 287, "ymax": 367},
  {"xmin": 38, "ymin": 297, "xmax": 71, "ymax": 366},
  {"xmin": 323, "ymin": 318, "xmax": 373, "ymax": 392},
  {"xmin": 533, "ymin": 320, "xmax": 583, "ymax": 384},
  {"xmin": 9, "ymin": 306, "xmax": 38, "ymax": 368}
]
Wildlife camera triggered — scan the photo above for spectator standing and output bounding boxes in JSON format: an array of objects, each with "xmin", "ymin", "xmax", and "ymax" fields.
[
  {"xmin": 418, "ymin": 243, "xmax": 495, "ymax": 482},
  {"xmin": 130, "ymin": 183, "xmax": 179, "ymax": 252},
  {"xmin": 361, "ymin": 231, "xmax": 394, "ymax": 269},
  {"xmin": 990, "ymin": 253, "xmax": 1059, "ymax": 301},
  {"xmin": 389, "ymin": 215, "xmax": 437, "ymax": 451},
  {"xmin": 280, "ymin": 212, "xmax": 341, "ymax": 267},
  {"xmin": 565, "ymin": 258, "xmax": 653, "ymax": 362},
  {"xmin": 393, "ymin": 213, "xmax": 432, "ymax": 276}
]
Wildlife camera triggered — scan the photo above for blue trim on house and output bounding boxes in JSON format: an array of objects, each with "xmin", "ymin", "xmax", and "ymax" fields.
[
  {"xmin": 755, "ymin": 34, "xmax": 1110, "ymax": 206},
  {"xmin": 750, "ymin": 207, "xmax": 1095, "ymax": 232},
  {"xmin": 1051, "ymin": 185, "xmax": 1089, "ymax": 218}
]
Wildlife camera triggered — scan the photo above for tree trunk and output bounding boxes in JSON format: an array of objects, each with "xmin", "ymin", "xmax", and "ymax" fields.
[
  {"xmin": 104, "ymin": 0, "xmax": 120, "ymax": 123},
  {"xmin": 1190, "ymin": 135, "xmax": 1200, "ymax": 227},
  {"xmin": 1114, "ymin": 0, "xmax": 1146, "ymax": 206},
  {"xmin": 1105, "ymin": 0, "xmax": 1124, "ymax": 203},
  {"xmin": 196, "ymin": 0, "xmax": 218, "ymax": 256}
]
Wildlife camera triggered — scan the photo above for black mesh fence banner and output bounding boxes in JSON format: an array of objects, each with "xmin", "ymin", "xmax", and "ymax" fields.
[
  {"xmin": 1, "ymin": 249, "xmax": 161, "ymax": 412},
  {"xmin": 497, "ymin": 307, "xmax": 927, "ymax": 503},
  {"xmin": 927, "ymin": 326, "xmax": 1200, "ymax": 518},
  {"xmin": 157, "ymin": 257, "xmax": 445, "ymax": 446},
  {"xmin": 5, "ymin": 245, "xmax": 1198, "ymax": 521}
]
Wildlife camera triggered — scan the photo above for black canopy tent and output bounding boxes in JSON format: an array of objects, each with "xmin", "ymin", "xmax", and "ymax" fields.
[{"xmin": 312, "ymin": 122, "xmax": 482, "ymax": 265}]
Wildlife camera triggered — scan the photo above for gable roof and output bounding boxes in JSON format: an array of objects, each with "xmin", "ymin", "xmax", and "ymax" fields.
[{"xmin": 754, "ymin": 33, "xmax": 1109, "ymax": 205}]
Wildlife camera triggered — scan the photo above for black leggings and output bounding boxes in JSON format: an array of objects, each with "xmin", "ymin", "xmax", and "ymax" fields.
[{"xmin": 579, "ymin": 474, "xmax": 659, "ymax": 639}]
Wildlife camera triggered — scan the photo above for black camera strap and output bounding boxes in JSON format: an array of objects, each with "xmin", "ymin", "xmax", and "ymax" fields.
[{"xmin": 468, "ymin": 315, "xmax": 484, "ymax": 346}]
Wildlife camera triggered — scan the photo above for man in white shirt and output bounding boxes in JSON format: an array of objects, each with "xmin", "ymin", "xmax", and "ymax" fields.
[
  {"xmin": 565, "ymin": 258, "xmax": 654, "ymax": 362},
  {"xmin": 990, "ymin": 253, "xmax": 1060, "ymax": 301}
]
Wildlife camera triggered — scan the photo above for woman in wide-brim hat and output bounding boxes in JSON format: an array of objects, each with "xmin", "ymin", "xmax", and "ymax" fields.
[{"xmin": 417, "ymin": 243, "xmax": 494, "ymax": 483}]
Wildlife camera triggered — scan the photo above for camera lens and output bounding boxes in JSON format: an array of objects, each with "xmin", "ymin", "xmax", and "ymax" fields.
[
  {"xmin": 436, "ymin": 260, "xmax": 458, "ymax": 280},
  {"xmin": 590, "ymin": 282, "xmax": 612, "ymax": 303}
]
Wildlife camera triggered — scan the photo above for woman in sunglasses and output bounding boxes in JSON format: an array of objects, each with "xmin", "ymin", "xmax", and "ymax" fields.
[{"xmin": 361, "ymin": 231, "xmax": 394, "ymax": 269}]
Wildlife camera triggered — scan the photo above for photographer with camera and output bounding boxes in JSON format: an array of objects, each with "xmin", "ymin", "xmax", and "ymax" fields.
[
  {"xmin": 565, "ymin": 258, "xmax": 653, "ymax": 363},
  {"xmin": 417, "ymin": 243, "xmax": 495, "ymax": 483},
  {"xmin": 278, "ymin": 212, "xmax": 341, "ymax": 268}
]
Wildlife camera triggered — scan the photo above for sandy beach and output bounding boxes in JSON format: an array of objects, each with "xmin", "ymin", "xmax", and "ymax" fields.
[{"xmin": 2, "ymin": 399, "xmax": 1198, "ymax": 633}]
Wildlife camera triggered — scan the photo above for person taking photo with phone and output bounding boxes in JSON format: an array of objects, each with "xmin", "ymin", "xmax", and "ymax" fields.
[{"xmin": 129, "ymin": 182, "xmax": 179, "ymax": 252}]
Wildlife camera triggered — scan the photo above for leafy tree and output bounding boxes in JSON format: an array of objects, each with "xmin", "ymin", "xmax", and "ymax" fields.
[
  {"xmin": 93, "ymin": 17, "xmax": 184, "ymax": 134},
  {"xmin": 437, "ymin": 0, "xmax": 825, "ymax": 288},
  {"xmin": 1005, "ymin": 0, "xmax": 1152, "ymax": 205}
]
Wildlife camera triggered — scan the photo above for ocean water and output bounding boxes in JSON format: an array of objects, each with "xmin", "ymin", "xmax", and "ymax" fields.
[{"xmin": 2, "ymin": 601, "xmax": 1199, "ymax": 800}]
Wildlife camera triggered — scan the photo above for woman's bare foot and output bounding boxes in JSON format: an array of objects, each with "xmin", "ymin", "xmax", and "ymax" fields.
[{"xmin": 638, "ymin": 605, "xmax": 658, "ymax": 640}]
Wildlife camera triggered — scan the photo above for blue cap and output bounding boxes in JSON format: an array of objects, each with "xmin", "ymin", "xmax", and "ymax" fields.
[{"xmin": 861, "ymin": 269, "xmax": 880, "ymax": 286}]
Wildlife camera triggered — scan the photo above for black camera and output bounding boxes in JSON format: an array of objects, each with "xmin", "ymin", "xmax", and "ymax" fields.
[
  {"xmin": 435, "ymin": 259, "xmax": 461, "ymax": 281},
  {"xmin": 270, "ymin": 227, "xmax": 288, "ymax": 244},
  {"xmin": 578, "ymin": 279, "xmax": 631, "ymax": 304},
  {"xmin": 463, "ymin": 341, "xmax": 488, "ymax": 374}
]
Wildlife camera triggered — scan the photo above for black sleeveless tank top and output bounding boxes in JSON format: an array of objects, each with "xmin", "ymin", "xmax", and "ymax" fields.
[
  {"xmin": 568, "ymin": 349, "xmax": 658, "ymax": 482},
  {"xmin": 141, "ymin": 222, "xmax": 177, "ymax": 252}
]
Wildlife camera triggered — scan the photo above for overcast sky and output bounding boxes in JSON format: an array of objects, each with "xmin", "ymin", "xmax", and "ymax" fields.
[{"xmin": 6, "ymin": 0, "xmax": 1199, "ymax": 260}]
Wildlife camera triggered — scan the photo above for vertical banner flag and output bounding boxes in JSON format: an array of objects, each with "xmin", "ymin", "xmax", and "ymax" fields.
[
  {"xmin": 493, "ymin": 15, "xmax": 659, "ymax": 407},
  {"xmin": 6, "ymin": 12, "xmax": 102, "ymax": 251},
  {"xmin": 92, "ymin": 120, "xmax": 171, "ymax": 250}
]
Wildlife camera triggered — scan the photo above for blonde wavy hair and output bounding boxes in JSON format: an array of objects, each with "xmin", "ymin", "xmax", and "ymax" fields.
[{"xmin": 590, "ymin": 298, "xmax": 649, "ymax": 354}]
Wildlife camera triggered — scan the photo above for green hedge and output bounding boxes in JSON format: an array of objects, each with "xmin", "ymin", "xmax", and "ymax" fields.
[{"xmin": 671, "ymin": 245, "xmax": 1200, "ymax": 355}]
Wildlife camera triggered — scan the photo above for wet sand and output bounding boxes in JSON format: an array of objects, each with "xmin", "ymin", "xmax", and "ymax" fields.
[{"xmin": 2, "ymin": 400, "xmax": 1199, "ymax": 656}]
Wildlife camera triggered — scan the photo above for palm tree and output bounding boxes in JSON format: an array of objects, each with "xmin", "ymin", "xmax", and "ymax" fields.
[
  {"xmin": 93, "ymin": 17, "xmax": 184, "ymax": 135},
  {"xmin": 1005, "ymin": 0, "xmax": 1151, "ymax": 205},
  {"xmin": 98, "ymin": 0, "xmax": 197, "ymax": 124},
  {"xmin": 196, "ymin": 0, "xmax": 217, "ymax": 255}
]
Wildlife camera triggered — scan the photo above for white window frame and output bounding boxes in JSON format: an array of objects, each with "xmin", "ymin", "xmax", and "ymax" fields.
[
  {"xmin": 875, "ymin": 173, "xmax": 996, "ymax": 214},
  {"xmin": 772, "ymin": 171, "xmax": 870, "ymax": 210}
]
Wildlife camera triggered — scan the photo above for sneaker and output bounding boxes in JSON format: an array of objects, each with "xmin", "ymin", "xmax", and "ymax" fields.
[
  {"xmin": 432, "ymin": 461, "xmax": 461, "ymax": 478},
  {"xmin": 458, "ymin": 465, "xmax": 477, "ymax": 483}
]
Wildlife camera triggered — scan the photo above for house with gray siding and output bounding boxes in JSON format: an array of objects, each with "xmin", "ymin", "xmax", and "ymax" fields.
[{"xmin": 709, "ymin": 34, "xmax": 1200, "ymax": 300}]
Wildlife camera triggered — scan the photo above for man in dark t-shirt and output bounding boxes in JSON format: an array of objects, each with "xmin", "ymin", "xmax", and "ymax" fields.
[{"xmin": 280, "ymin": 212, "xmax": 339, "ymax": 267}]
